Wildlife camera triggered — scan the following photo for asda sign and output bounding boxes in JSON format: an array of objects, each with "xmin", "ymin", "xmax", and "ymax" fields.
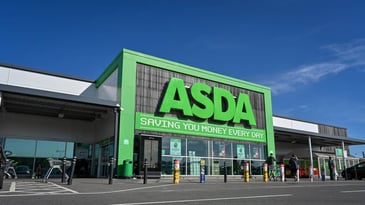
[{"xmin": 159, "ymin": 78, "xmax": 256, "ymax": 126}]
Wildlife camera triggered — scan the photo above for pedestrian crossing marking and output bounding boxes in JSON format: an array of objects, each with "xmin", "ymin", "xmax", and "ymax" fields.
[{"xmin": 0, "ymin": 181, "xmax": 78, "ymax": 197}]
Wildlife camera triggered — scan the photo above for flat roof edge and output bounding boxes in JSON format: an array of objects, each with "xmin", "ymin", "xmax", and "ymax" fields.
[
  {"xmin": 0, "ymin": 84, "xmax": 118, "ymax": 107},
  {"xmin": 274, "ymin": 126, "xmax": 365, "ymax": 145},
  {"xmin": 0, "ymin": 62, "xmax": 95, "ymax": 83}
]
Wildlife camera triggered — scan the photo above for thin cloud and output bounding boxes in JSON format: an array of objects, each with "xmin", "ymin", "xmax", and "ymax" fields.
[{"xmin": 267, "ymin": 39, "xmax": 365, "ymax": 95}]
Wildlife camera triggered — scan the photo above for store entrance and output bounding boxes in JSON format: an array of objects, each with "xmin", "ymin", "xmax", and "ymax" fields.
[{"xmin": 135, "ymin": 135, "xmax": 162, "ymax": 178}]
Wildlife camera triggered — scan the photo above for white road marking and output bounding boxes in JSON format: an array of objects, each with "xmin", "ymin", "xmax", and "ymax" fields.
[
  {"xmin": 341, "ymin": 190, "xmax": 365, "ymax": 193},
  {"xmin": 0, "ymin": 181, "xmax": 78, "ymax": 197},
  {"xmin": 10, "ymin": 182, "xmax": 16, "ymax": 192},
  {"xmin": 110, "ymin": 194, "xmax": 293, "ymax": 205},
  {"xmin": 0, "ymin": 182, "xmax": 174, "ymax": 197},
  {"xmin": 80, "ymin": 184, "xmax": 175, "ymax": 195},
  {"xmin": 51, "ymin": 182, "xmax": 79, "ymax": 193}
]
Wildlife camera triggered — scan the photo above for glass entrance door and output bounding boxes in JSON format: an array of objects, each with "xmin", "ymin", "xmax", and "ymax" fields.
[
  {"xmin": 144, "ymin": 139, "xmax": 159, "ymax": 171},
  {"xmin": 140, "ymin": 136, "xmax": 162, "ymax": 176}
]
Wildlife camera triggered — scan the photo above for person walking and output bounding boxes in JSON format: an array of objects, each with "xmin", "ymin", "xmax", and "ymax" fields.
[
  {"xmin": 328, "ymin": 157, "xmax": 335, "ymax": 180},
  {"xmin": 267, "ymin": 153, "xmax": 276, "ymax": 181},
  {"xmin": 289, "ymin": 154, "xmax": 299, "ymax": 181}
]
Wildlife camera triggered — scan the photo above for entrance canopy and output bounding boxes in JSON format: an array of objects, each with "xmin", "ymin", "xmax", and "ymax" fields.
[
  {"xmin": 0, "ymin": 85, "xmax": 117, "ymax": 121},
  {"xmin": 273, "ymin": 115, "xmax": 365, "ymax": 148},
  {"xmin": 275, "ymin": 127, "xmax": 365, "ymax": 147},
  {"xmin": 0, "ymin": 84, "xmax": 119, "ymax": 144}
]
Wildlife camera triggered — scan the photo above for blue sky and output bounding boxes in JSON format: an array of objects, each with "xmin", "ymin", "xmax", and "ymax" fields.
[{"xmin": 1, "ymin": 0, "xmax": 365, "ymax": 157}]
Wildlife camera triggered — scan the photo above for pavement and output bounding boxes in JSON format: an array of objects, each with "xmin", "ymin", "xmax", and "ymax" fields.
[{"xmin": 0, "ymin": 175, "xmax": 351, "ymax": 195}]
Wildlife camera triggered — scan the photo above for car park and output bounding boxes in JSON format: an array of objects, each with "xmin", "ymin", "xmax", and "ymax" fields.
[
  {"xmin": 342, "ymin": 161, "xmax": 365, "ymax": 180},
  {"xmin": 15, "ymin": 165, "xmax": 32, "ymax": 178}
]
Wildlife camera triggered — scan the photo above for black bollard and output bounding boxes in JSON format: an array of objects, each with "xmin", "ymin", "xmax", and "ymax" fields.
[
  {"xmin": 143, "ymin": 158, "xmax": 148, "ymax": 184},
  {"xmin": 224, "ymin": 161, "xmax": 227, "ymax": 183},
  {"xmin": 109, "ymin": 157, "xmax": 114, "ymax": 185},
  {"xmin": 62, "ymin": 156, "xmax": 67, "ymax": 183},
  {"xmin": 68, "ymin": 156, "xmax": 77, "ymax": 185},
  {"xmin": 0, "ymin": 168, "xmax": 4, "ymax": 189}
]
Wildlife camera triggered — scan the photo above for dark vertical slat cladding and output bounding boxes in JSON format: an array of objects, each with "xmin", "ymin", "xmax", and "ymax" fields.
[
  {"xmin": 318, "ymin": 124, "xmax": 347, "ymax": 137},
  {"xmin": 135, "ymin": 63, "xmax": 266, "ymax": 130}
]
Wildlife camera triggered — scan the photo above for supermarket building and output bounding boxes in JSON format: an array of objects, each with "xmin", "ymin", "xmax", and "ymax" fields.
[{"xmin": 1, "ymin": 49, "xmax": 364, "ymax": 179}]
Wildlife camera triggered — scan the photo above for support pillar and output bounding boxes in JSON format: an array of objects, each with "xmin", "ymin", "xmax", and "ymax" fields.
[
  {"xmin": 308, "ymin": 136, "xmax": 314, "ymax": 182},
  {"xmin": 342, "ymin": 140, "xmax": 347, "ymax": 180}
]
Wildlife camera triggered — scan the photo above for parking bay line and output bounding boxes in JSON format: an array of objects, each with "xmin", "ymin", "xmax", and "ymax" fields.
[
  {"xmin": 111, "ymin": 194, "xmax": 293, "ymax": 205},
  {"xmin": 341, "ymin": 190, "xmax": 365, "ymax": 193}
]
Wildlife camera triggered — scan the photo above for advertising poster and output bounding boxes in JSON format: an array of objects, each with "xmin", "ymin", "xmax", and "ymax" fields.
[
  {"xmin": 237, "ymin": 144, "xmax": 245, "ymax": 159},
  {"xmin": 170, "ymin": 138, "xmax": 181, "ymax": 156}
]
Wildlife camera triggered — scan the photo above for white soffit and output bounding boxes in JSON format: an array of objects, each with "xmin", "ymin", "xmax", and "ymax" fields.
[
  {"xmin": 1, "ymin": 66, "xmax": 92, "ymax": 96},
  {"xmin": 273, "ymin": 116, "xmax": 319, "ymax": 133}
]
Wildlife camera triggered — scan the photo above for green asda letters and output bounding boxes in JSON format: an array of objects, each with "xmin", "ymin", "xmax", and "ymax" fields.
[{"xmin": 159, "ymin": 78, "xmax": 257, "ymax": 126}]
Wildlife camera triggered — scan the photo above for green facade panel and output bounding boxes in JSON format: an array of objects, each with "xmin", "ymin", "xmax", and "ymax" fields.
[{"xmin": 106, "ymin": 49, "xmax": 275, "ymax": 176}]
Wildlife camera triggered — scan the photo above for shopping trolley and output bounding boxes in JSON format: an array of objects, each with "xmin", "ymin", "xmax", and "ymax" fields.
[
  {"xmin": 269, "ymin": 164, "xmax": 281, "ymax": 181},
  {"xmin": 43, "ymin": 158, "xmax": 71, "ymax": 182}
]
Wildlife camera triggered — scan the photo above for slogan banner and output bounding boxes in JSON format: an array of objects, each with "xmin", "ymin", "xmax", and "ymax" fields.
[{"xmin": 135, "ymin": 112, "xmax": 266, "ymax": 143}]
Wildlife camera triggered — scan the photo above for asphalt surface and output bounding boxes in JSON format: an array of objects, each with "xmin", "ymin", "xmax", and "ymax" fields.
[{"xmin": 1, "ymin": 177, "xmax": 364, "ymax": 205}]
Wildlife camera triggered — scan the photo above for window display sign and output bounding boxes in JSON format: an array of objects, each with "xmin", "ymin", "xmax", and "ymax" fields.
[
  {"xmin": 237, "ymin": 144, "xmax": 245, "ymax": 159},
  {"xmin": 170, "ymin": 138, "xmax": 181, "ymax": 156},
  {"xmin": 335, "ymin": 148, "xmax": 343, "ymax": 157}
]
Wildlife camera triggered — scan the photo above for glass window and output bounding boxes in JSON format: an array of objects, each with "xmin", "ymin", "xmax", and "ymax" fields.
[
  {"xmin": 161, "ymin": 156, "xmax": 186, "ymax": 175},
  {"xmin": 251, "ymin": 160, "xmax": 263, "ymax": 175},
  {"xmin": 4, "ymin": 138, "xmax": 36, "ymax": 157},
  {"xmin": 36, "ymin": 140, "xmax": 73, "ymax": 158},
  {"xmin": 189, "ymin": 157, "xmax": 208, "ymax": 175},
  {"xmin": 187, "ymin": 138, "xmax": 208, "ymax": 157},
  {"xmin": 233, "ymin": 143, "xmax": 249, "ymax": 159},
  {"xmin": 233, "ymin": 159, "xmax": 246, "ymax": 175},
  {"xmin": 213, "ymin": 141, "xmax": 232, "ymax": 158},
  {"xmin": 162, "ymin": 137, "xmax": 186, "ymax": 156},
  {"xmin": 211, "ymin": 159, "xmax": 232, "ymax": 175},
  {"xmin": 250, "ymin": 144, "xmax": 265, "ymax": 160}
]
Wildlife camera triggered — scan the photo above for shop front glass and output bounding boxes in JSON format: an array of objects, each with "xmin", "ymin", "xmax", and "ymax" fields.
[
  {"xmin": 161, "ymin": 136, "xmax": 266, "ymax": 176},
  {"xmin": 1, "ymin": 137, "xmax": 74, "ymax": 178}
]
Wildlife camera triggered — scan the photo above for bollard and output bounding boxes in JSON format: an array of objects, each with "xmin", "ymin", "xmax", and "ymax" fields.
[
  {"xmin": 173, "ymin": 159, "xmax": 180, "ymax": 184},
  {"xmin": 321, "ymin": 168, "xmax": 325, "ymax": 181},
  {"xmin": 200, "ymin": 160, "xmax": 205, "ymax": 183},
  {"xmin": 0, "ymin": 168, "xmax": 4, "ymax": 189},
  {"xmin": 68, "ymin": 156, "xmax": 77, "ymax": 185},
  {"xmin": 280, "ymin": 164, "xmax": 285, "ymax": 182},
  {"xmin": 143, "ymin": 159, "xmax": 147, "ymax": 184},
  {"xmin": 62, "ymin": 156, "xmax": 67, "ymax": 183},
  {"xmin": 244, "ymin": 162, "xmax": 249, "ymax": 183},
  {"xmin": 108, "ymin": 157, "xmax": 114, "ymax": 185},
  {"xmin": 263, "ymin": 163, "xmax": 268, "ymax": 182},
  {"xmin": 224, "ymin": 161, "xmax": 227, "ymax": 183},
  {"xmin": 333, "ymin": 165, "xmax": 336, "ymax": 181}
]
